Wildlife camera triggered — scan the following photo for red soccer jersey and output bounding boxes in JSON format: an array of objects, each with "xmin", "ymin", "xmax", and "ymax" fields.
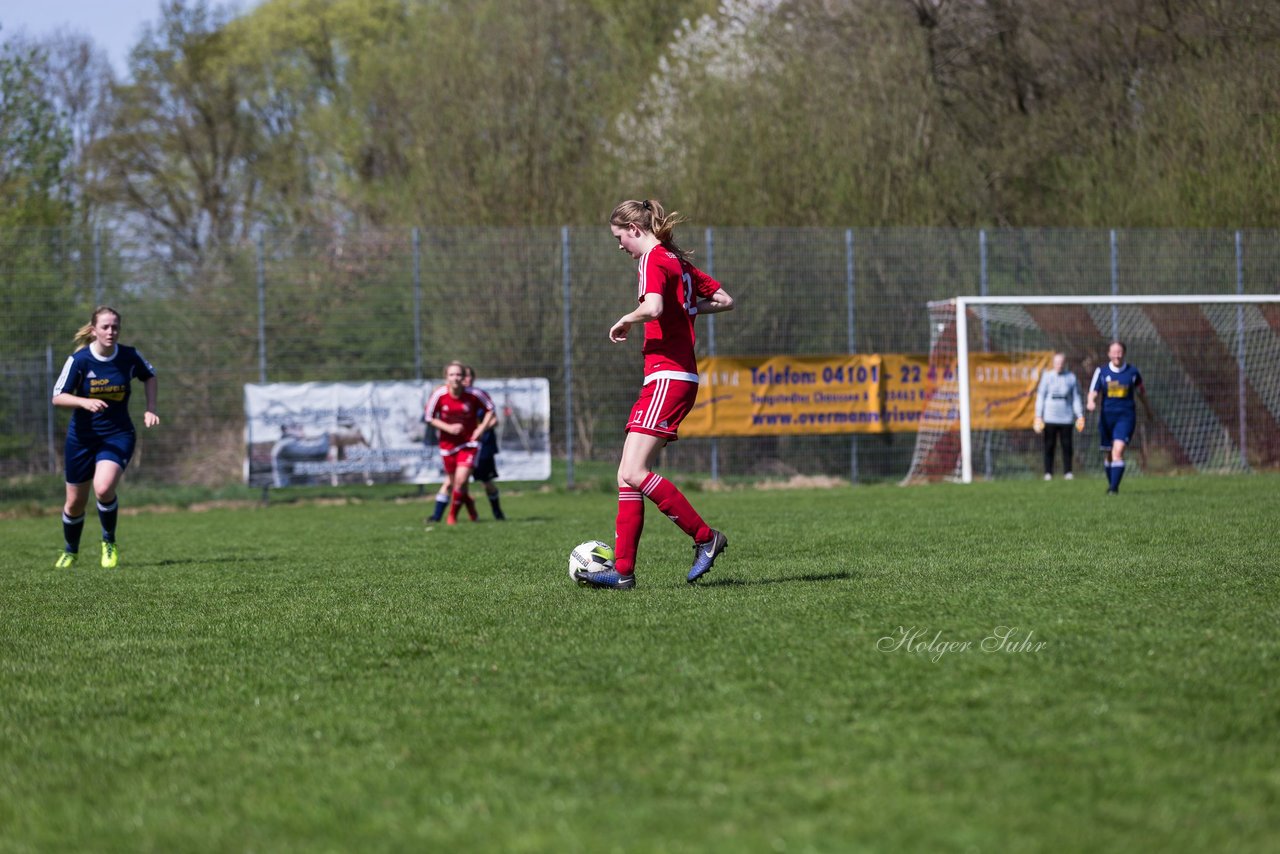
[
  {"xmin": 636, "ymin": 246, "xmax": 722, "ymax": 381},
  {"xmin": 425, "ymin": 386, "xmax": 491, "ymax": 455}
]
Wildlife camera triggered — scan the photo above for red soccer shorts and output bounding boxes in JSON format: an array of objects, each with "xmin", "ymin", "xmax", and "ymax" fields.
[
  {"xmin": 626, "ymin": 377, "xmax": 698, "ymax": 441},
  {"xmin": 442, "ymin": 446, "xmax": 477, "ymax": 475}
]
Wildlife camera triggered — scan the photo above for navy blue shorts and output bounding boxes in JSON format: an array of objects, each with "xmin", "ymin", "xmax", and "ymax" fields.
[
  {"xmin": 65, "ymin": 431, "xmax": 136, "ymax": 484},
  {"xmin": 472, "ymin": 451, "xmax": 499, "ymax": 482},
  {"xmin": 1099, "ymin": 413, "xmax": 1135, "ymax": 449}
]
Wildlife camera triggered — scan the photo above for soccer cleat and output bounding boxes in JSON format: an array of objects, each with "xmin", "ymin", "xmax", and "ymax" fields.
[
  {"xmin": 54, "ymin": 551, "xmax": 77, "ymax": 569},
  {"xmin": 574, "ymin": 567, "xmax": 636, "ymax": 589},
  {"xmin": 687, "ymin": 529, "xmax": 728, "ymax": 583},
  {"xmin": 101, "ymin": 541, "xmax": 119, "ymax": 568},
  {"xmin": 446, "ymin": 512, "xmax": 458, "ymax": 526},
  {"xmin": 1064, "ymin": 473, "xmax": 1074, "ymax": 480},
  {"xmin": 1043, "ymin": 473, "xmax": 1052, "ymax": 481},
  {"xmin": 1106, "ymin": 488, "xmax": 1118, "ymax": 496}
]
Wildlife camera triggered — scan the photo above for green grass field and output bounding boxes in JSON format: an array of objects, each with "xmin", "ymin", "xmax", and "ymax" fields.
[{"xmin": 2, "ymin": 474, "xmax": 1278, "ymax": 852}]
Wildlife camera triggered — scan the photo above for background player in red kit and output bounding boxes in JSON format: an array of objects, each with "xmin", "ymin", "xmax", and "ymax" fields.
[
  {"xmin": 424, "ymin": 360, "xmax": 492, "ymax": 525},
  {"xmin": 573, "ymin": 199, "xmax": 734, "ymax": 589}
]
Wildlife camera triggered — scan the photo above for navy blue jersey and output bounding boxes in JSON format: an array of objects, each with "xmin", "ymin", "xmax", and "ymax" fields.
[
  {"xmin": 470, "ymin": 385, "xmax": 500, "ymax": 457},
  {"xmin": 1090, "ymin": 362, "xmax": 1142, "ymax": 418},
  {"xmin": 53, "ymin": 345, "xmax": 156, "ymax": 438}
]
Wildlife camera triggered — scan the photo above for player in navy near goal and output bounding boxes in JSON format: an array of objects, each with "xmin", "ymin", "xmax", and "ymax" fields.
[
  {"xmin": 573, "ymin": 198, "xmax": 734, "ymax": 590},
  {"xmin": 463, "ymin": 365, "xmax": 504, "ymax": 520},
  {"xmin": 51, "ymin": 306, "xmax": 159, "ymax": 568},
  {"xmin": 1033, "ymin": 352, "xmax": 1084, "ymax": 480},
  {"xmin": 1086, "ymin": 341, "xmax": 1153, "ymax": 494}
]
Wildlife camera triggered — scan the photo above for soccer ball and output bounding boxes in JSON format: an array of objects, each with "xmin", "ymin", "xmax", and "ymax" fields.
[{"xmin": 568, "ymin": 540, "xmax": 615, "ymax": 580}]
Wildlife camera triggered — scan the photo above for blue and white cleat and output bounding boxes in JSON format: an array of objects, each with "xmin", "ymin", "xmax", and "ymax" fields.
[
  {"xmin": 574, "ymin": 567, "xmax": 636, "ymax": 589},
  {"xmin": 687, "ymin": 530, "xmax": 728, "ymax": 583}
]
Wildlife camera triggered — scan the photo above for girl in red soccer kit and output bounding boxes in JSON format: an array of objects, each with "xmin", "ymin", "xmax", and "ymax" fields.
[
  {"xmin": 424, "ymin": 361, "xmax": 492, "ymax": 525},
  {"xmin": 573, "ymin": 199, "xmax": 735, "ymax": 589}
]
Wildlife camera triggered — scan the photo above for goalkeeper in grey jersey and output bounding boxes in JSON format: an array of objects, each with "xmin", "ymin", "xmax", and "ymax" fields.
[{"xmin": 1034, "ymin": 353, "xmax": 1084, "ymax": 480}]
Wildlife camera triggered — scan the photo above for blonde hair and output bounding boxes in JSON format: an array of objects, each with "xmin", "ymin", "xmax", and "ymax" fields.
[
  {"xmin": 73, "ymin": 306, "xmax": 121, "ymax": 352},
  {"xmin": 444, "ymin": 360, "xmax": 466, "ymax": 377},
  {"xmin": 609, "ymin": 199, "xmax": 690, "ymax": 262}
]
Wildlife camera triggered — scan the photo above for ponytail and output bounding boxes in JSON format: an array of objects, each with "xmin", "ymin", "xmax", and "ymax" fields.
[{"xmin": 609, "ymin": 199, "xmax": 690, "ymax": 262}]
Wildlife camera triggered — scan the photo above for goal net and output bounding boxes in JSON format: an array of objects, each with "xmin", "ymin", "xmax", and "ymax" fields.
[{"xmin": 904, "ymin": 295, "xmax": 1280, "ymax": 483}]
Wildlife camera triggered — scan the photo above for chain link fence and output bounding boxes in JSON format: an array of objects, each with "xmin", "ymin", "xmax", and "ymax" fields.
[{"xmin": 3, "ymin": 227, "xmax": 1277, "ymax": 487}]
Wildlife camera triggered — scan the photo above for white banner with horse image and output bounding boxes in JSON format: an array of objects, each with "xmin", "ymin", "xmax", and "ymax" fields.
[{"xmin": 244, "ymin": 379, "xmax": 551, "ymax": 488}]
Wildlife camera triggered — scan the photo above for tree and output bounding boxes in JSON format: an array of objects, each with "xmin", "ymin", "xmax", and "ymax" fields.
[
  {"xmin": 316, "ymin": 0, "xmax": 717, "ymax": 225},
  {"xmin": 904, "ymin": 0, "xmax": 1280, "ymax": 224},
  {"xmin": 616, "ymin": 0, "xmax": 1280, "ymax": 226},
  {"xmin": 0, "ymin": 34, "xmax": 73, "ymax": 228},
  {"xmin": 90, "ymin": 1, "xmax": 259, "ymax": 264},
  {"xmin": 0, "ymin": 31, "xmax": 80, "ymax": 467},
  {"xmin": 608, "ymin": 0, "xmax": 964, "ymax": 225},
  {"xmin": 30, "ymin": 30, "xmax": 116, "ymax": 231}
]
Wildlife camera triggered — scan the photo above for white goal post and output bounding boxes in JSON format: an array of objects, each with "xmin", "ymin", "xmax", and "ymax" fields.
[{"xmin": 920, "ymin": 294, "xmax": 1280, "ymax": 484}]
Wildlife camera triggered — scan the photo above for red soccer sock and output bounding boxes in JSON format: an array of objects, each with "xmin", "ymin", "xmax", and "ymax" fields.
[
  {"xmin": 612, "ymin": 488, "xmax": 644, "ymax": 576},
  {"xmin": 639, "ymin": 473, "xmax": 712, "ymax": 544}
]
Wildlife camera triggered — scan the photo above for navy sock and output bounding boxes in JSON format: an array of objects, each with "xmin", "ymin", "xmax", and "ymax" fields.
[
  {"xmin": 1109, "ymin": 461, "xmax": 1125, "ymax": 491},
  {"xmin": 487, "ymin": 490, "xmax": 504, "ymax": 520},
  {"xmin": 62, "ymin": 512, "xmax": 85, "ymax": 553},
  {"xmin": 431, "ymin": 494, "xmax": 449, "ymax": 522},
  {"xmin": 98, "ymin": 498, "xmax": 119, "ymax": 542}
]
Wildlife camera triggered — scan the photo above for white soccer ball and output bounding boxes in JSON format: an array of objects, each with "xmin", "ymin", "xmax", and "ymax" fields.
[{"xmin": 568, "ymin": 540, "xmax": 615, "ymax": 580}]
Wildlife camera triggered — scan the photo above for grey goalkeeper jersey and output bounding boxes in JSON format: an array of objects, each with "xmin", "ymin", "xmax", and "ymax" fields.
[{"xmin": 1035, "ymin": 369, "xmax": 1083, "ymax": 424}]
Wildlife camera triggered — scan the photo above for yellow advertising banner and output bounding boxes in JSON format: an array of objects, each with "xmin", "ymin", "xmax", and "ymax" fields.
[{"xmin": 681, "ymin": 352, "xmax": 1052, "ymax": 437}]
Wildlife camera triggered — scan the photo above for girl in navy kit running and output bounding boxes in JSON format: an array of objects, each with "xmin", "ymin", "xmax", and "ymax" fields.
[
  {"xmin": 51, "ymin": 307, "xmax": 159, "ymax": 568},
  {"xmin": 1086, "ymin": 341, "xmax": 1152, "ymax": 494},
  {"xmin": 573, "ymin": 199, "xmax": 734, "ymax": 589}
]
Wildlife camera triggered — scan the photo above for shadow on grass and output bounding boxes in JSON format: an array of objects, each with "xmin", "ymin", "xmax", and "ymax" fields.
[
  {"xmin": 699, "ymin": 571, "xmax": 855, "ymax": 587},
  {"xmin": 125, "ymin": 556, "xmax": 260, "ymax": 568},
  {"xmin": 421, "ymin": 516, "xmax": 554, "ymax": 527}
]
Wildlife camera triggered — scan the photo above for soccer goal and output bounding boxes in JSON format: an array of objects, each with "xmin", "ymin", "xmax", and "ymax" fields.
[{"xmin": 904, "ymin": 294, "xmax": 1280, "ymax": 484}]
